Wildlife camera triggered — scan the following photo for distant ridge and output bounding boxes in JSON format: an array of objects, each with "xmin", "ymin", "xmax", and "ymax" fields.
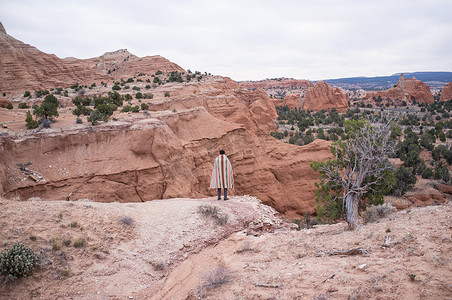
[{"xmin": 323, "ymin": 71, "xmax": 452, "ymax": 90}]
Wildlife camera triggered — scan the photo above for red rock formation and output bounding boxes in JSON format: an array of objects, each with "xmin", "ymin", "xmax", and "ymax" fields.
[
  {"xmin": 0, "ymin": 107, "xmax": 330, "ymax": 216},
  {"xmin": 440, "ymin": 82, "xmax": 452, "ymax": 101},
  {"xmin": 278, "ymin": 94, "xmax": 304, "ymax": 110},
  {"xmin": 303, "ymin": 81, "xmax": 349, "ymax": 112},
  {"xmin": 363, "ymin": 76, "xmax": 434, "ymax": 104},
  {"xmin": 0, "ymin": 26, "xmax": 331, "ymax": 217},
  {"xmin": 0, "ymin": 26, "xmax": 184, "ymax": 95}
]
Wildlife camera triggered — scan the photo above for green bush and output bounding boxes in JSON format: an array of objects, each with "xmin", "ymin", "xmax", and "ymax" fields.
[
  {"xmin": 141, "ymin": 103, "xmax": 149, "ymax": 111},
  {"xmin": 18, "ymin": 102, "xmax": 29, "ymax": 109},
  {"xmin": 23, "ymin": 91, "xmax": 31, "ymax": 97},
  {"xmin": 135, "ymin": 92, "xmax": 143, "ymax": 99},
  {"xmin": 270, "ymin": 131, "xmax": 284, "ymax": 140},
  {"xmin": 164, "ymin": 92, "xmax": 170, "ymax": 97},
  {"xmin": 421, "ymin": 167, "xmax": 433, "ymax": 179},
  {"xmin": 6, "ymin": 102, "xmax": 13, "ymax": 109},
  {"xmin": 0, "ymin": 242, "xmax": 38, "ymax": 281},
  {"xmin": 25, "ymin": 111, "xmax": 39, "ymax": 129}
]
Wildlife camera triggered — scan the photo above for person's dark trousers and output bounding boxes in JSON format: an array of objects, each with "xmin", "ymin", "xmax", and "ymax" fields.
[{"xmin": 217, "ymin": 188, "xmax": 228, "ymax": 200}]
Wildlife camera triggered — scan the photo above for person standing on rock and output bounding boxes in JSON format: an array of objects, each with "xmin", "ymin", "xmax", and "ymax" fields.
[{"xmin": 210, "ymin": 150, "xmax": 234, "ymax": 200}]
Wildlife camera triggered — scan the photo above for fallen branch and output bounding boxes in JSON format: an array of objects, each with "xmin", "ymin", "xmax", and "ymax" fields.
[
  {"xmin": 316, "ymin": 270, "xmax": 340, "ymax": 286},
  {"xmin": 255, "ymin": 282, "xmax": 281, "ymax": 288},
  {"xmin": 316, "ymin": 247, "xmax": 368, "ymax": 257}
]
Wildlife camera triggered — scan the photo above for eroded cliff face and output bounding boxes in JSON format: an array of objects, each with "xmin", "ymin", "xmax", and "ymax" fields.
[
  {"xmin": 363, "ymin": 76, "xmax": 434, "ymax": 104},
  {"xmin": 0, "ymin": 105, "xmax": 330, "ymax": 216},
  {"xmin": 0, "ymin": 29, "xmax": 331, "ymax": 217},
  {"xmin": 440, "ymin": 82, "xmax": 452, "ymax": 101}
]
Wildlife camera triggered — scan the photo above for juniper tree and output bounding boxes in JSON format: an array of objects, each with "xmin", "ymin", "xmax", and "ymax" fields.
[{"xmin": 311, "ymin": 118, "xmax": 396, "ymax": 230}]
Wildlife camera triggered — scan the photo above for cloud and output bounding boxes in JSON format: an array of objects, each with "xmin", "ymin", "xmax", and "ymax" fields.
[{"xmin": 1, "ymin": 0, "xmax": 451, "ymax": 80}]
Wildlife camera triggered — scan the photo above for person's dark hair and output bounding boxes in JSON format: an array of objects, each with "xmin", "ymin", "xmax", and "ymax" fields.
[{"xmin": 219, "ymin": 150, "xmax": 225, "ymax": 155}]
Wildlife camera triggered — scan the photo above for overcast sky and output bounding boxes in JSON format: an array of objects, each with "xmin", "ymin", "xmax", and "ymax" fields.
[{"xmin": 1, "ymin": 0, "xmax": 451, "ymax": 81}]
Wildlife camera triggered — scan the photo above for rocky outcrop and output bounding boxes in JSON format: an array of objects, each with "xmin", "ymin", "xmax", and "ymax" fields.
[
  {"xmin": 239, "ymin": 78, "xmax": 312, "ymax": 90},
  {"xmin": 303, "ymin": 81, "xmax": 349, "ymax": 112},
  {"xmin": 363, "ymin": 76, "xmax": 434, "ymax": 104},
  {"xmin": 440, "ymin": 82, "xmax": 452, "ymax": 101},
  {"xmin": 278, "ymin": 94, "xmax": 304, "ymax": 110},
  {"xmin": 0, "ymin": 107, "xmax": 330, "ymax": 216}
]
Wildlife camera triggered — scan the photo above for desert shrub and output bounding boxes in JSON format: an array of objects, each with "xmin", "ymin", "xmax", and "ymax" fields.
[
  {"xmin": 25, "ymin": 111, "xmax": 39, "ymax": 129},
  {"xmin": 73, "ymin": 238, "xmax": 86, "ymax": 248},
  {"xmin": 121, "ymin": 105, "xmax": 132, "ymax": 113},
  {"xmin": 198, "ymin": 204, "xmax": 228, "ymax": 225},
  {"xmin": 0, "ymin": 242, "xmax": 38, "ymax": 281},
  {"xmin": 270, "ymin": 131, "xmax": 284, "ymax": 139},
  {"xmin": 421, "ymin": 167, "xmax": 433, "ymax": 179},
  {"xmin": 434, "ymin": 164, "xmax": 451, "ymax": 183},
  {"xmin": 6, "ymin": 102, "xmax": 13, "ymax": 109},
  {"xmin": 392, "ymin": 166, "xmax": 417, "ymax": 196},
  {"xmin": 363, "ymin": 203, "xmax": 396, "ymax": 223},
  {"xmin": 131, "ymin": 105, "xmax": 140, "ymax": 113},
  {"xmin": 18, "ymin": 102, "xmax": 29, "ymax": 109},
  {"xmin": 132, "ymin": 86, "xmax": 140, "ymax": 91},
  {"xmin": 202, "ymin": 265, "xmax": 232, "ymax": 290},
  {"xmin": 76, "ymin": 117, "xmax": 83, "ymax": 124},
  {"xmin": 151, "ymin": 261, "xmax": 167, "ymax": 271},
  {"xmin": 112, "ymin": 83, "xmax": 121, "ymax": 90},
  {"xmin": 164, "ymin": 92, "xmax": 170, "ymax": 97},
  {"xmin": 120, "ymin": 216, "xmax": 134, "ymax": 226},
  {"xmin": 23, "ymin": 91, "xmax": 31, "ymax": 97},
  {"xmin": 135, "ymin": 92, "xmax": 143, "ymax": 99},
  {"xmin": 140, "ymin": 103, "xmax": 149, "ymax": 111}
]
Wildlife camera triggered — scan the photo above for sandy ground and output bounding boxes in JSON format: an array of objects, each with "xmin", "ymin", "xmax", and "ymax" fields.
[{"xmin": 0, "ymin": 195, "xmax": 451, "ymax": 299}]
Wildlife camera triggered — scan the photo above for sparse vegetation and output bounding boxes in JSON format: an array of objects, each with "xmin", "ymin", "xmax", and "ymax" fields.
[
  {"xmin": 25, "ymin": 111, "xmax": 39, "ymax": 129},
  {"xmin": 202, "ymin": 264, "xmax": 232, "ymax": 290},
  {"xmin": 362, "ymin": 203, "xmax": 397, "ymax": 223},
  {"xmin": 73, "ymin": 237, "xmax": 86, "ymax": 248},
  {"xmin": 0, "ymin": 242, "xmax": 38, "ymax": 281},
  {"xmin": 198, "ymin": 204, "xmax": 228, "ymax": 225}
]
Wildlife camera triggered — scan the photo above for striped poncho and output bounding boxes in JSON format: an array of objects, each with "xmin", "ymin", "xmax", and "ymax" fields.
[{"xmin": 210, "ymin": 154, "xmax": 234, "ymax": 189}]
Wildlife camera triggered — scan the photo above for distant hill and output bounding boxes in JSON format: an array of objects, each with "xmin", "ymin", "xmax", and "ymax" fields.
[{"xmin": 323, "ymin": 72, "xmax": 452, "ymax": 90}]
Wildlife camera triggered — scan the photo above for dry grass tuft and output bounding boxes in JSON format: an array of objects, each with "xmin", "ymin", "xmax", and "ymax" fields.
[
  {"xmin": 202, "ymin": 263, "xmax": 232, "ymax": 290},
  {"xmin": 198, "ymin": 204, "xmax": 228, "ymax": 225},
  {"xmin": 363, "ymin": 203, "xmax": 397, "ymax": 223},
  {"xmin": 120, "ymin": 216, "xmax": 134, "ymax": 226}
]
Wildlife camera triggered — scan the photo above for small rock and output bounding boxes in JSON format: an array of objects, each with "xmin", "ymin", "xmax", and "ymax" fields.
[{"xmin": 357, "ymin": 264, "xmax": 368, "ymax": 271}]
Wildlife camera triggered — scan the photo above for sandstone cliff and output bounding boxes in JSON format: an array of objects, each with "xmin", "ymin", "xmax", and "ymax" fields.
[
  {"xmin": 303, "ymin": 81, "xmax": 349, "ymax": 112},
  {"xmin": 363, "ymin": 76, "xmax": 434, "ymax": 104},
  {"xmin": 440, "ymin": 82, "xmax": 452, "ymax": 101}
]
